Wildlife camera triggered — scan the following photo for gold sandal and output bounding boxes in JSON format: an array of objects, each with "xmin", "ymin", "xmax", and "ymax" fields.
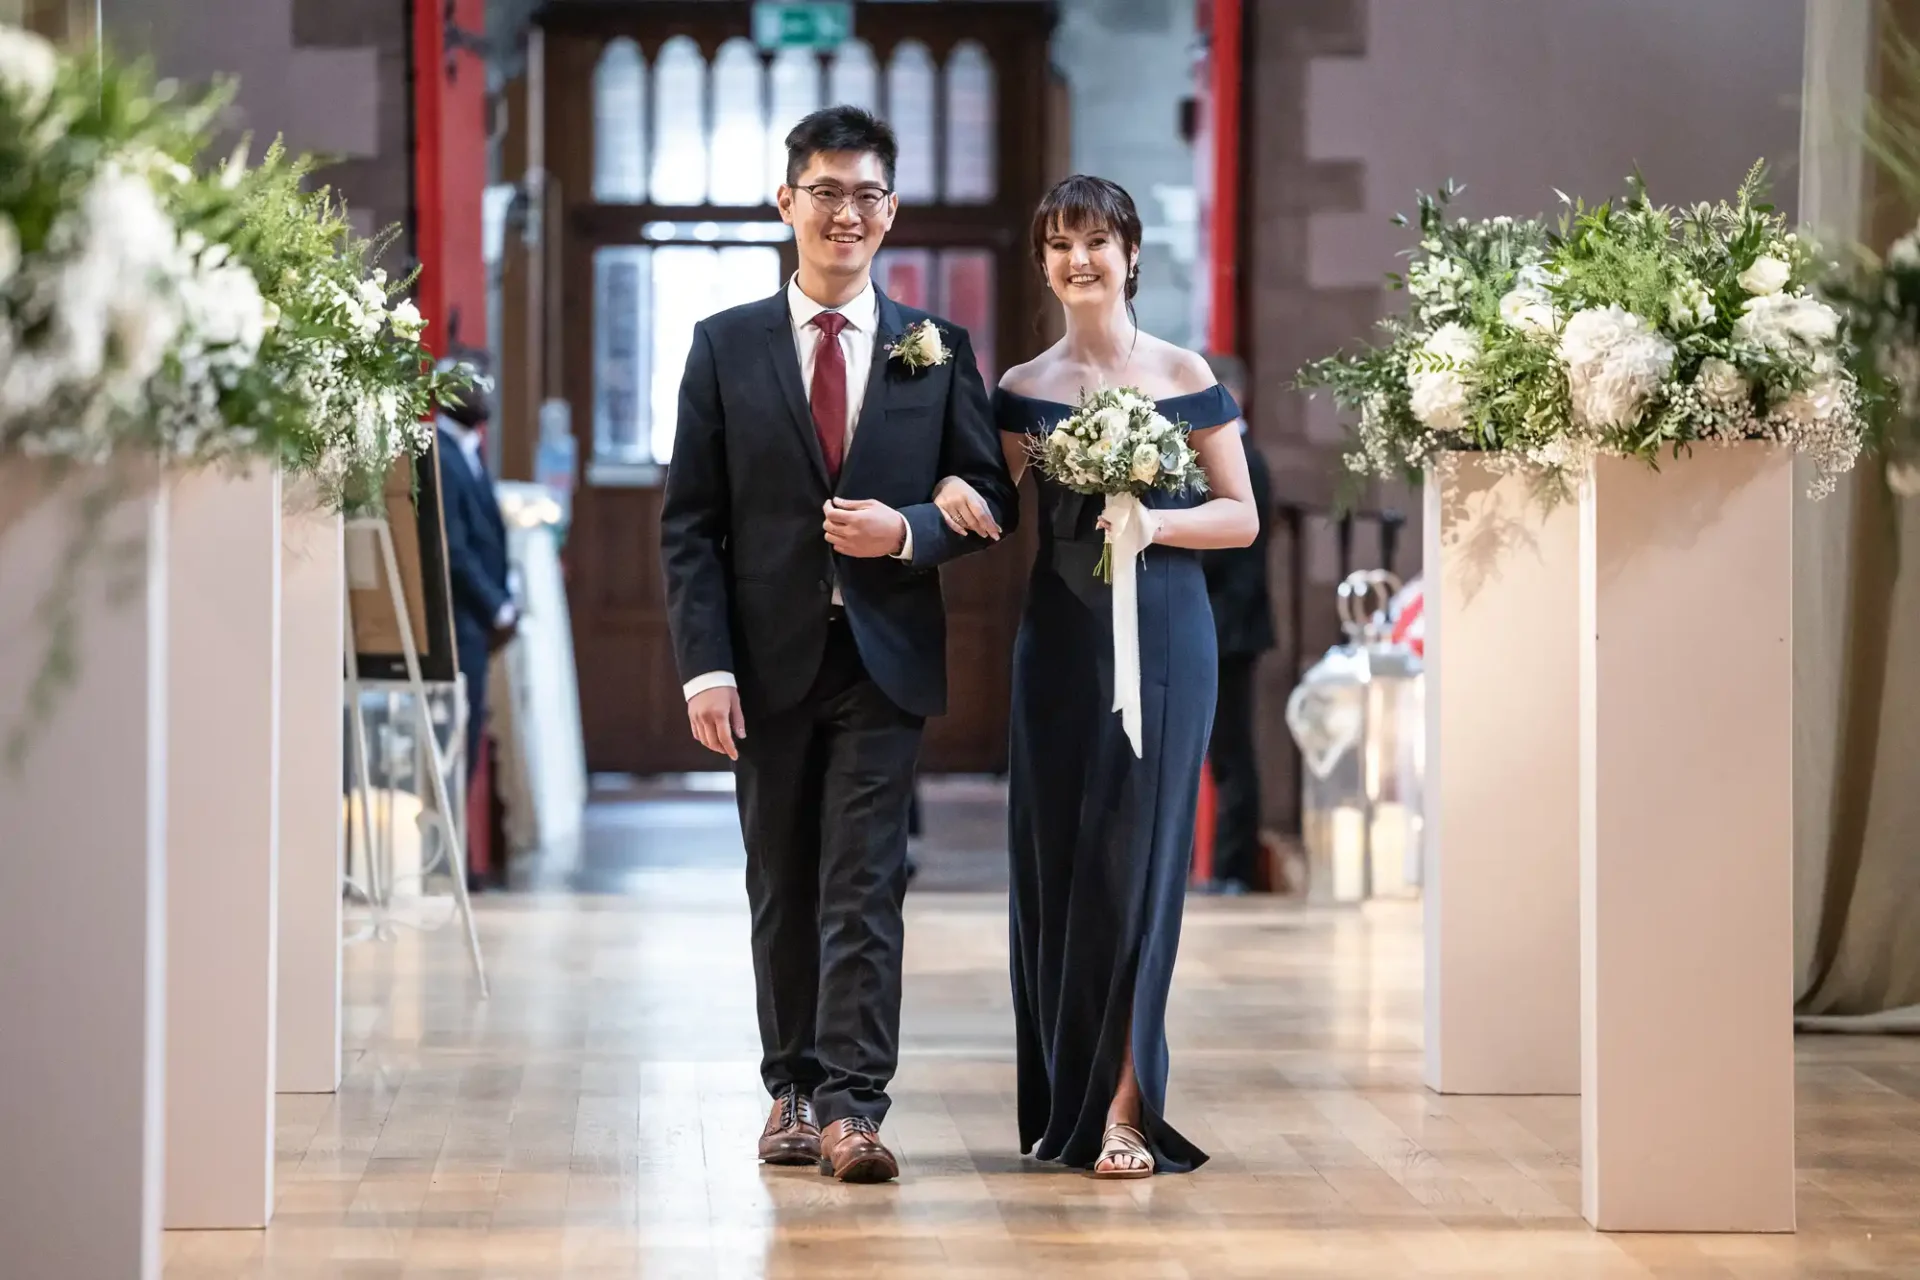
[{"xmin": 1092, "ymin": 1122, "xmax": 1154, "ymax": 1180}]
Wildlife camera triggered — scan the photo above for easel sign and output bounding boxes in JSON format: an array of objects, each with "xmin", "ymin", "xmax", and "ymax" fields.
[{"xmin": 347, "ymin": 437, "xmax": 459, "ymax": 684}]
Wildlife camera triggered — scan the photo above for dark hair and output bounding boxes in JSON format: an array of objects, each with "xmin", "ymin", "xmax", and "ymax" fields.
[
  {"xmin": 785, "ymin": 105, "xmax": 898, "ymax": 188},
  {"xmin": 1030, "ymin": 175, "xmax": 1144, "ymax": 303}
]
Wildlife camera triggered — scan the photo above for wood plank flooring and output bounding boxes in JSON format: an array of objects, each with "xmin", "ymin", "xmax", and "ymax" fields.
[{"xmin": 163, "ymin": 799, "xmax": 1920, "ymax": 1278}]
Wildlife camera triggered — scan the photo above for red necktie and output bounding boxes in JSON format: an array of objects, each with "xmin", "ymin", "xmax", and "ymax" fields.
[{"xmin": 809, "ymin": 311, "xmax": 848, "ymax": 480}]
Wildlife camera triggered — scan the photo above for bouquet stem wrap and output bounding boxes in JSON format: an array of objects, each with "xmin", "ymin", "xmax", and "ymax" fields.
[{"xmin": 1102, "ymin": 492, "xmax": 1156, "ymax": 758}]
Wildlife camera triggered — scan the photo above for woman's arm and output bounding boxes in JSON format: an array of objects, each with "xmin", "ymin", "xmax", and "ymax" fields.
[
  {"xmin": 1146, "ymin": 423, "xmax": 1259, "ymax": 551},
  {"xmin": 1001, "ymin": 431, "xmax": 1029, "ymax": 488}
]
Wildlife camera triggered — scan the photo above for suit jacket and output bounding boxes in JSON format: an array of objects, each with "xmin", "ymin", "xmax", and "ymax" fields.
[
  {"xmin": 437, "ymin": 426, "xmax": 511, "ymax": 665},
  {"xmin": 1202, "ymin": 436, "xmax": 1275, "ymax": 657},
  {"xmin": 660, "ymin": 287, "xmax": 1017, "ymax": 719}
]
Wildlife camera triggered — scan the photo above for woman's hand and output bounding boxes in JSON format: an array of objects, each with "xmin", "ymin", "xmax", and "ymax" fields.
[
  {"xmin": 933, "ymin": 476, "xmax": 1002, "ymax": 541},
  {"xmin": 1096, "ymin": 504, "xmax": 1162, "ymax": 546}
]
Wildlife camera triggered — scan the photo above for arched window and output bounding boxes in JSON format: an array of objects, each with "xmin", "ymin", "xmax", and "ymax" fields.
[
  {"xmin": 827, "ymin": 39, "xmax": 878, "ymax": 114},
  {"xmin": 593, "ymin": 246, "xmax": 652, "ymax": 466},
  {"xmin": 709, "ymin": 38, "xmax": 766, "ymax": 207},
  {"xmin": 592, "ymin": 39, "xmax": 646, "ymax": 203},
  {"xmin": 885, "ymin": 41, "xmax": 937, "ymax": 202},
  {"xmin": 650, "ymin": 36, "xmax": 707, "ymax": 206},
  {"xmin": 942, "ymin": 41, "xmax": 995, "ymax": 204},
  {"xmin": 767, "ymin": 47, "xmax": 824, "ymax": 200}
]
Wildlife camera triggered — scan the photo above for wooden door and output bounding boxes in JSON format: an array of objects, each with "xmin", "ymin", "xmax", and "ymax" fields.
[{"xmin": 536, "ymin": 0, "xmax": 1058, "ymax": 775}]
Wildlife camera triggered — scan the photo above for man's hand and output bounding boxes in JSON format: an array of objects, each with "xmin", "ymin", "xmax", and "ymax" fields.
[
  {"xmin": 823, "ymin": 498, "xmax": 908, "ymax": 558},
  {"xmin": 687, "ymin": 686, "xmax": 746, "ymax": 761}
]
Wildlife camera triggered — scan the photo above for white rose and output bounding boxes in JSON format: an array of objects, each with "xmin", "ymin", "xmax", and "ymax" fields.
[
  {"xmin": 1407, "ymin": 322, "xmax": 1479, "ymax": 433},
  {"xmin": 358, "ymin": 277, "xmax": 390, "ymax": 315},
  {"xmin": 1738, "ymin": 255, "xmax": 1792, "ymax": 297},
  {"xmin": 1096, "ymin": 405, "xmax": 1130, "ymax": 444},
  {"xmin": 0, "ymin": 26, "xmax": 59, "ymax": 115},
  {"xmin": 1558, "ymin": 305, "xmax": 1675, "ymax": 430},
  {"xmin": 1129, "ymin": 441, "xmax": 1161, "ymax": 484},
  {"xmin": 914, "ymin": 320, "xmax": 947, "ymax": 365},
  {"xmin": 1695, "ymin": 357, "xmax": 1749, "ymax": 407},
  {"xmin": 390, "ymin": 298, "xmax": 425, "ymax": 339}
]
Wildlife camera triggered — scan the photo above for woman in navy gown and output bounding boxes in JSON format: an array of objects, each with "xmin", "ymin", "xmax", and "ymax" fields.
[{"xmin": 932, "ymin": 176, "xmax": 1258, "ymax": 1177}]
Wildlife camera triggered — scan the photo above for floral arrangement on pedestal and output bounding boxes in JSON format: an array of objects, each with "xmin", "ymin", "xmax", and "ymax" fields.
[
  {"xmin": 0, "ymin": 23, "xmax": 463, "ymax": 763},
  {"xmin": 0, "ymin": 24, "xmax": 459, "ymax": 489},
  {"xmin": 1300, "ymin": 165, "xmax": 1869, "ymax": 502}
]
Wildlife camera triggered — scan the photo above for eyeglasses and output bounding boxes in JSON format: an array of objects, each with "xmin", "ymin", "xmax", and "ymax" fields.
[{"xmin": 792, "ymin": 183, "xmax": 893, "ymax": 217}]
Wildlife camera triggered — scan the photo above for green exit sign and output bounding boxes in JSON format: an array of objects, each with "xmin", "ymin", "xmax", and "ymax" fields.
[{"xmin": 752, "ymin": 1, "xmax": 853, "ymax": 51}]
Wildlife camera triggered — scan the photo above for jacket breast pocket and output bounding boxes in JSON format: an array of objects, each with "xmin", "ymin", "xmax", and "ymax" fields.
[{"xmin": 884, "ymin": 373, "xmax": 947, "ymax": 416}]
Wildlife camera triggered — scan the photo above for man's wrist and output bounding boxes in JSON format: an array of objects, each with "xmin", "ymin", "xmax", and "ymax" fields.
[{"xmin": 683, "ymin": 671, "xmax": 737, "ymax": 700}]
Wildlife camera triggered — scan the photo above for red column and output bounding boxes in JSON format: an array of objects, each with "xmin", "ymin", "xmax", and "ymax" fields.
[
  {"xmin": 1190, "ymin": 0, "xmax": 1243, "ymax": 886},
  {"xmin": 414, "ymin": 0, "xmax": 496, "ymax": 881}
]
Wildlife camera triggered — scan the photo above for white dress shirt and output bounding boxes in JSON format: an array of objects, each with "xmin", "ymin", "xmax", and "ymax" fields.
[{"xmin": 682, "ymin": 277, "xmax": 911, "ymax": 702}]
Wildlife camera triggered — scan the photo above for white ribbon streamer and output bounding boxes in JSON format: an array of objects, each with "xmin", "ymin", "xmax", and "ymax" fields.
[{"xmin": 1102, "ymin": 492, "xmax": 1157, "ymax": 758}]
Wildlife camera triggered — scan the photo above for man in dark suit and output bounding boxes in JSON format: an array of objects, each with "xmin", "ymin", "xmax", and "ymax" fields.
[
  {"xmin": 660, "ymin": 106, "xmax": 1016, "ymax": 1183},
  {"xmin": 435, "ymin": 372, "xmax": 517, "ymax": 794},
  {"xmin": 1201, "ymin": 354, "xmax": 1274, "ymax": 894}
]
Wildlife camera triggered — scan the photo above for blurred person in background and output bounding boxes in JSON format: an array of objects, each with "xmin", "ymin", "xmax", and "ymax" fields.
[
  {"xmin": 1199, "ymin": 354, "xmax": 1273, "ymax": 895},
  {"xmin": 436, "ymin": 360, "xmax": 518, "ymax": 797}
]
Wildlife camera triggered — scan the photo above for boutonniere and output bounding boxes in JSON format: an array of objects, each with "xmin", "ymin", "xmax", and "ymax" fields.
[{"xmin": 888, "ymin": 319, "xmax": 950, "ymax": 373}]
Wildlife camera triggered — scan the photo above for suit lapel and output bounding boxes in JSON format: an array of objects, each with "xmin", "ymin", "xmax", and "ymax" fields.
[
  {"xmin": 841, "ymin": 289, "xmax": 903, "ymax": 486},
  {"xmin": 761, "ymin": 291, "xmax": 831, "ymax": 489}
]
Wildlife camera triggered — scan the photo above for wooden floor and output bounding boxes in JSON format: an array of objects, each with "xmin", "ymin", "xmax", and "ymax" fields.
[{"xmin": 165, "ymin": 803, "xmax": 1920, "ymax": 1278}]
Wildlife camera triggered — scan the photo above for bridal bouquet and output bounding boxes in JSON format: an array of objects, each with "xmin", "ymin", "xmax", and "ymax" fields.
[
  {"xmin": 1032, "ymin": 385, "xmax": 1207, "ymax": 757},
  {"xmin": 1033, "ymin": 385, "xmax": 1207, "ymax": 579},
  {"xmin": 1300, "ymin": 166, "xmax": 1869, "ymax": 502}
]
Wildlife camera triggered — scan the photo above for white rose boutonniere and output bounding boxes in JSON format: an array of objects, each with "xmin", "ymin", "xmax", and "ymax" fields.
[{"xmin": 888, "ymin": 318, "xmax": 950, "ymax": 372}]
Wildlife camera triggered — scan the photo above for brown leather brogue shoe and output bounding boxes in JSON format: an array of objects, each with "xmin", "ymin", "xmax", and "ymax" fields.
[
  {"xmin": 817, "ymin": 1116, "xmax": 899, "ymax": 1183},
  {"xmin": 757, "ymin": 1087, "xmax": 821, "ymax": 1166}
]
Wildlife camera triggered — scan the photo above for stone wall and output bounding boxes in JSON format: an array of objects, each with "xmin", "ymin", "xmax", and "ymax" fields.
[
  {"xmin": 1247, "ymin": 0, "xmax": 1807, "ymax": 834},
  {"xmin": 98, "ymin": 0, "xmax": 412, "ymax": 248}
]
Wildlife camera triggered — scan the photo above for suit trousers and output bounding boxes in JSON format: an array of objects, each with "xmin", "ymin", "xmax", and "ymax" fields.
[
  {"xmin": 734, "ymin": 616, "xmax": 924, "ymax": 1126},
  {"xmin": 1208, "ymin": 652, "xmax": 1264, "ymax": 888}
]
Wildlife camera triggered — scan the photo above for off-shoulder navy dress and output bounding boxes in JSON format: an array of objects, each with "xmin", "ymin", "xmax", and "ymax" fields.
[{"xmin": 994, "ymin": 382, "xmax": 1240, "ymax": 1174}]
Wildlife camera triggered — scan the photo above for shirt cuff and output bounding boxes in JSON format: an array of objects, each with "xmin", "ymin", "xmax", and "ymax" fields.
[
  {"xmin": 683, "ymin": 671, "xmax": 737, "ymax": 700},
  {"xmin": 891, "ymin": 512, "xmax": 913, "ymax": 562},
  {"xmin": 492, "ymin": 601, "xmax": 517, "ymax": 628}
]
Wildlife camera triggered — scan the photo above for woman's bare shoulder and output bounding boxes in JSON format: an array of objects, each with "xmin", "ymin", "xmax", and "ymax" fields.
[
  {"xmin": 1163, "ymin": 343, "xmax": 1220, "ymax": 395},
  {"xmin": 998, "ymin": 348, "xmax": 1061, "ymax": 397},
  {"xmin": 1126, "ymin": 332, "xmax": 1217, "ymax": 396}
]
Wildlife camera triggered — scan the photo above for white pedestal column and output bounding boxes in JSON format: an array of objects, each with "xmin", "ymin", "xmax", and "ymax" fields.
[
  {"xmin": 0, "ymin": 463, "xmax": 170, "ymax": 1280},
  {"xmin": 276, "ymin": 502, "xmax": 343, "ymax": 1094},
  {"xmin": 1580, "ymin": 446, "xmax": 1796, "ymax": 1233},
  {"xmin": 164, "ymin": 465, "xmax": 282, "ymax": 1230},
  {"xmin": 1422, "ymin": 459, "xmax": 1581, "ymax": 1095}
]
